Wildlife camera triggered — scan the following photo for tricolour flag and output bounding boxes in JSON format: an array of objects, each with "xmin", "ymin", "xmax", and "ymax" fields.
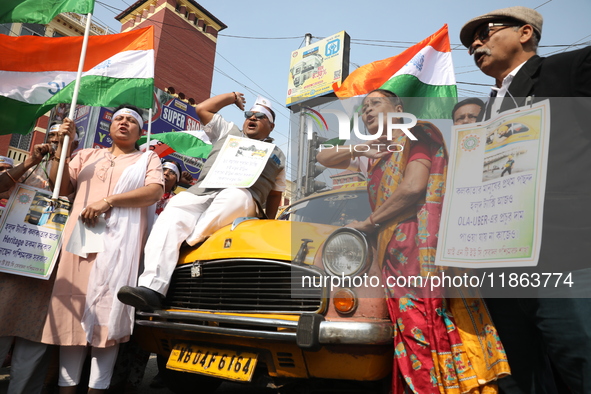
[
  {"xmin": 333, "ymin": 25, "xmax": 457, "ymax": 119},
  {"xmin": 0, "ymin": 0, "xmax": 95, "ymax": 24},
  {"xmin": 0, "ymin": 26, "xmax": 154, "ymax": 135},
  {"xmin": 139, "ymin": 130, "xmax": 213, "ymax": 159}
]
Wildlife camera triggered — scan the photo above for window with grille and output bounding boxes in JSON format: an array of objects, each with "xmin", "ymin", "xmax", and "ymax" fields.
[
  {"xmin": 10, "ymin": 133, "xmax": 33, "ymax": 151},
  {"xmin": 0, "ymin": 24, "xmax": 12, "ymax": 35},
  {"xmin": 20, "ymin": 23, "xmax": 46, "ymax": 36}
]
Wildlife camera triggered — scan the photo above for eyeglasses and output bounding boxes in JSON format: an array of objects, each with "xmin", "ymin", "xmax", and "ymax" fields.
[
  {"xmin": 469, "ymin": 23, "xmax": 520, "ymax": 55},
  {"xmin": 244, "ymin": 111, "xmax": 268, "ymax": 120}
]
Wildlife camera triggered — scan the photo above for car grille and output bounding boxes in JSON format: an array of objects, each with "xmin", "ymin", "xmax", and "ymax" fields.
[{"xmin": 164, "ymin": 259, "xmax": 325, "ymax": 314}]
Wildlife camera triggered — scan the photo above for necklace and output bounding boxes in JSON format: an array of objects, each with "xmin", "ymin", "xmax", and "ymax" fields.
[{"xmin": 106, "ymin": 150, "xmax": 116, "ymax": 167}]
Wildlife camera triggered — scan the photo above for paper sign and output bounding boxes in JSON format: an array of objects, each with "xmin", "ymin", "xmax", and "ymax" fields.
[
  {"xmin": 199, "ymin": 136, "xmax": 275, "ymax": 189},
  {"xmin": 0, "ymin": 184, "xmax": 70, "ymax": 279},
  {"xmin": 436, "ymin": 100, "xmax": 551, "ymax": 268},
  {"xmin": 66, "ymin": 215, "xmax": 106, "ymax": 258}
]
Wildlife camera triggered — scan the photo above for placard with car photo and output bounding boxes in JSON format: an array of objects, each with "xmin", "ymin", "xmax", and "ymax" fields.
[
  {"xmin": 436, "ymin": 100, "xmax": 550, "ymax": 268},
  {"xmin": 0, "ymin": 183, "xmax": 70, "ymax": 279}
]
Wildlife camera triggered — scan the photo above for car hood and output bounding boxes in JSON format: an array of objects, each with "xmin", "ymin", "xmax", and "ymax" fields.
[{"xmin": 179, "ymin": 219, "xmax": 337, "ymax": 266}]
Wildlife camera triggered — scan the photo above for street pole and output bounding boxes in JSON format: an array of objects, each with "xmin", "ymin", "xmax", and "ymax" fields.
[{"xmin": 296, "ymin": 33, "xmax": 312, "ymax": 200}]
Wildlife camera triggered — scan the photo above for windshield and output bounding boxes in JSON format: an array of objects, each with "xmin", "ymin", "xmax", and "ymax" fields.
[{"xmin": 278, "ymin": 190, "xmax": 372, "ymax": 226}]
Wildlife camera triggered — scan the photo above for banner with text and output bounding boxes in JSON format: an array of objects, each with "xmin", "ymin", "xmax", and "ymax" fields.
[
  {"xmin": 436, "ymin": 100, "xmax": 550, "ymax": 268},
  {"xmin": 199, "ymin": 136, "xmax": 274, "ymax": 189},
  {"xmin": 0, "ymin": 184, "xmax": 70, "ymax": 279}
]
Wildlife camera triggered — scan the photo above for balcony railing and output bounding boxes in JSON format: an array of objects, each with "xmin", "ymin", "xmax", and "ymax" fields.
[{"xmin": 60, "ymin": 12, "xmax": 116, "ymax": 36}]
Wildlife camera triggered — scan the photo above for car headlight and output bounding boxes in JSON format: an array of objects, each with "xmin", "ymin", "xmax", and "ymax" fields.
[{"xmin": 322, "ymin": 228, "xmax": 370, "ymax": 277}]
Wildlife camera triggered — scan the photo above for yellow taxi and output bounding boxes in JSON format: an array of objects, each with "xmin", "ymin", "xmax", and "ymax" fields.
[
  {"xmin": 134, "ymin": 186, "xmax": 393, "ymax": 393},
  {"xmin": 24, "ymin": 193, "xmax": 50, "ymax": 225}
]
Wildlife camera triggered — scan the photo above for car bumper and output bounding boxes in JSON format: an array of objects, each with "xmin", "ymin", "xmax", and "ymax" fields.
[{"xmin": 135, "ymin": 310, "xmax": 392, "ymax": 348}]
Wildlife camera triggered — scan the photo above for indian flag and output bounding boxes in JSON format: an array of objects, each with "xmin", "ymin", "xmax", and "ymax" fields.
[
  {"xmin": 0, "ymin": 26, "xmax": 154, "ymax": 135},
  {"xmin": 139, "ymin": 130, "xmax": 213, "ymax": 159},
  {"xmin": 0, "ymin": 0, "xmax": 95, "ymax": 24},
  {"xmin": 334, "ymin": 24, "xmax": 457, "ymax": 119}
]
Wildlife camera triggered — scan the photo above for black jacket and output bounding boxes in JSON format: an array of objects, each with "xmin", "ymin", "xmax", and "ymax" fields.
[{"xmin": 488, "ymin": 46, "xmax": 591, "ymax": 270}]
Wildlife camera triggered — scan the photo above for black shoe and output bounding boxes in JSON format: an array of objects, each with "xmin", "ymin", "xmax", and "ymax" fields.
[{"xmin": 117, "ymin": 286, "xmax": 163, "ymax": 311}]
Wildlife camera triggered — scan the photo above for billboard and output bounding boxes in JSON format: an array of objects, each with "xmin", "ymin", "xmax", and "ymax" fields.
[{"xmin": 286, "ymin": 31, "xmax": 350, "ymax": 107}]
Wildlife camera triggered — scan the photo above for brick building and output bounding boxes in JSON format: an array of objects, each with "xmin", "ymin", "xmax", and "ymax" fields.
[{"xmin": 116, "ymin": 0, "xmax": 226, "ymax": 106}]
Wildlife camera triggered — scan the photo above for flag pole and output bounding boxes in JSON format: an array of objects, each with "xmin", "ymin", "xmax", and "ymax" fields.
[{"xmin": 52, "ymin": 12, "xmax": 93, "ymax": 200}]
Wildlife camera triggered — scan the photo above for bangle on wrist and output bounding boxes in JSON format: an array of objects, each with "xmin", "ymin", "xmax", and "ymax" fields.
[
  {"xmin": 51, "ymin": 156, "xmax": 62, "ymax": 162},
  {"xmin": 103, "ymin": 198, "xmax": 114, "ymax": 209},
  {"xmin": 232, "ymin": 92, "xmax": 238, "ymax": 102},
  {"xmin": 6, "ymin": 171, "xmax": 17, "ymax": 184},
  {"xmin": 369, "ymin": 214, "xmax": 380, "ymax": 228}
]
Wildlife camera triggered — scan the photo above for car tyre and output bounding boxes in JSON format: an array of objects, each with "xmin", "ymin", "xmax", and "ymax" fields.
[{"xmin": 156, "ymin": 354, "xmax": 222, "ymax": 394}]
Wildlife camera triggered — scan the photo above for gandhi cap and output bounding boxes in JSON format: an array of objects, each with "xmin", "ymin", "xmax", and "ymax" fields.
[
  {"xmin": 460, "ymin": 6, "xmax": 543, "ymax": 48},
  {"xmin": 0, "ymin": 156, "xmax": 13, "ymax": 167}
]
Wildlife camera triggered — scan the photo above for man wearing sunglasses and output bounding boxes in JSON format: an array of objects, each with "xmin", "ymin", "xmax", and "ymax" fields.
[
  {"xmin": 118, "ymin": 92, "xmax": 286, "ymax": 311},
  {"xmin": 461, "ymin": 6, "xmax": 591, "ymax": 394}
]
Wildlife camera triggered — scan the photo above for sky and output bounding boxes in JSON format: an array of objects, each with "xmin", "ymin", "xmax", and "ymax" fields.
[{"xmin": 92, "ymin": 0, "xmax": 591, "ymax": 182}]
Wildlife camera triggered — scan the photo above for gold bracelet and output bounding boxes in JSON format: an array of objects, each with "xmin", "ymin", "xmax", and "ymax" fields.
[
  {"xmin": 6, "ymin": 171, "xmax": 17, "ymax": 184},
  {"xmin": 103, "ymin": 198, "xmax": 114, "ymax": 209},
  {"xmin": 51, "ymin": 156, "xmax": 62, "ymax": 162},
  {"xmin": 233, "ymin": 92, "xmax": 238, "ymax": 102}
]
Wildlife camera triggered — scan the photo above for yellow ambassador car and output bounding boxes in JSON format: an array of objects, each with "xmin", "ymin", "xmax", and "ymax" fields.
[{"xmin": 134, "ymin": 186, "xmax": 394, "ymax": 393}]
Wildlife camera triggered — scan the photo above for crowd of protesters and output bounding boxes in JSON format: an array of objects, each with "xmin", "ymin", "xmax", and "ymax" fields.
[{"xmin": 0, "ymin": 5, "xmax": 589, "ymax": 394}]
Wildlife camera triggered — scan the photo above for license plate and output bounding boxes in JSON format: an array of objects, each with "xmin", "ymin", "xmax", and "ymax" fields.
[{"xmin": 167, "ymin": 343, "xmax": 258, "ymax": 382}]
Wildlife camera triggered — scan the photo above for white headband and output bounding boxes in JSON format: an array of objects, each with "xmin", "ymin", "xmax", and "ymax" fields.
[
  {"xmin": 162, "ymin": 162, "xmax": 180, "ymax": 181},
  {"xmin": 249, "ymin": 105, "xmax": 274, "ymax": 124},
  {"xmin": 50, "ymin": 123, "xmax": 80, "ymax": 142},
  {"xmin": 112, "ymin": 108, "xmax": 143, "ymax": 129}
]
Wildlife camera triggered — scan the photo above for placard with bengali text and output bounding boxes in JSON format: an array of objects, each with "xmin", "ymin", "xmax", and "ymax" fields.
[
  {"xmin": 0, "ymin": 184, "xmax": 69, "ymax": 279},
  {"xmin": 436, "ymin": 100, "xmax": 550, "ymax": 268}
]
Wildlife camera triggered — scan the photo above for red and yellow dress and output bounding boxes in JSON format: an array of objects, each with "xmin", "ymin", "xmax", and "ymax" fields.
[{"xmin": 367, "ymin": 122, "xmax": 510, "ymax": 393}]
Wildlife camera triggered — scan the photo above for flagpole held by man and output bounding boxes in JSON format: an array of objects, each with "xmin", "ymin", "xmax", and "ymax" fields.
[{"xmin": 53, "ymin": 8, "xmax": 93, "ymax": 200}]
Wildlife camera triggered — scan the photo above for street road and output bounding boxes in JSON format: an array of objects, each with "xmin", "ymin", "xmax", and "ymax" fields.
[{"xmin": 1, "ymin": 355, "xmax": 275, "ymax": 394}]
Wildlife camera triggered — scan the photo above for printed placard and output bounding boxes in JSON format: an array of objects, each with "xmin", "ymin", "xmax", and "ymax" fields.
[
  {"xmin": 436, "ymin": 100, "xmax": 550, "ymax": 268},
  {"xmin": 0, "ymin": 184, "xmax": 70, "ymax": 279},
  {"xmin": 199, "ymin": 136, "xmax": 274, "ymax": 189}
]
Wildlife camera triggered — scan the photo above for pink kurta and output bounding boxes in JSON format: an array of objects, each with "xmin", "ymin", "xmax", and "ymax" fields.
[{"xmin": 41, "ymin": 149, "xmax": 163, "ymax": 347}]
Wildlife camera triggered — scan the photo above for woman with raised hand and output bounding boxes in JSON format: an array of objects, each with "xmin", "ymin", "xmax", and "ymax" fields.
[{"xmin": 317, "ymin": 90, "xmax": 510, "ymax": 393}]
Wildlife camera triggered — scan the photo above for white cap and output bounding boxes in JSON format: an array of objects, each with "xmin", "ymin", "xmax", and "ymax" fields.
[
  {"xmin": 162, "ymin": 161, "xmax": 180, "ymax": 181},
  {"xmin": 0, "ymin": 156, "xmax": 14, "ymax": 167},
  {"xmin": 250, "ymin": 95, "xmax": 274, "ymax": 123}
]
